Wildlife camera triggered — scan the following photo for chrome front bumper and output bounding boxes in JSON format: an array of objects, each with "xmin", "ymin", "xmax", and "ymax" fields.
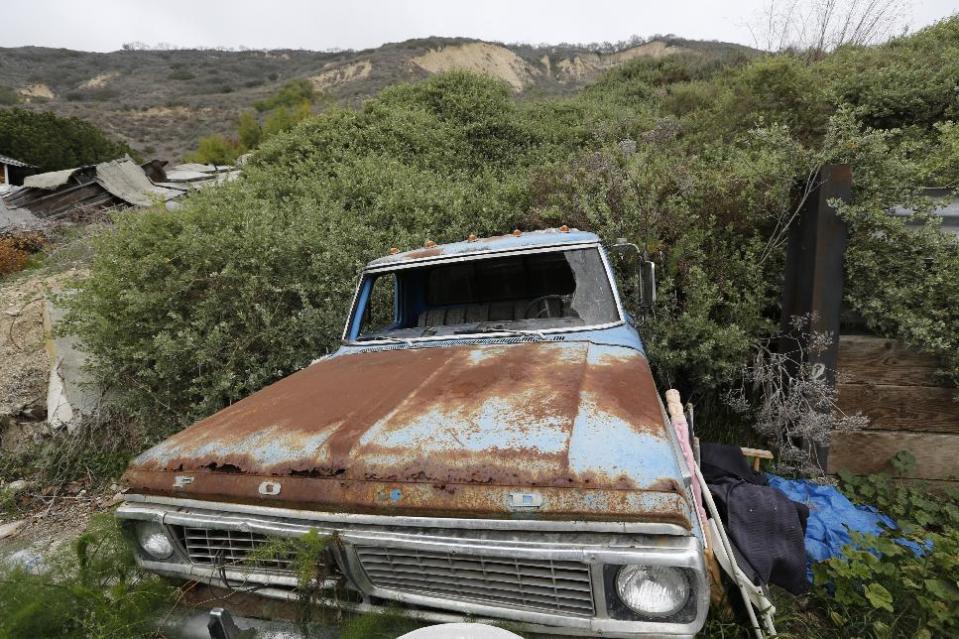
[{"xmin": 118, "ymin": 496, "xmax": 709, "ymax": 638}]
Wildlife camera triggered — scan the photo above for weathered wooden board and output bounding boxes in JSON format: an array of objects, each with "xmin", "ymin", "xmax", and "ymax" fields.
[
  {"xmin": 838, "ymin": 335, "xmax": 943, "ymax": 386},
  {"xmin": 828, "ymin": 430, "xmax": 959, "ymax": 480},
  {"xmin": 838, "ymin": 383, "xmax": 959, "ymax": 433}
]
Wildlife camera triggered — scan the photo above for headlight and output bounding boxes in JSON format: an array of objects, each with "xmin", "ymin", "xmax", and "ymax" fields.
[
  {"xmin": 136, "ymin": 521, "xmax": 174, "ymax": 560},
  {"xmin": 615, "ymin": 565, "xmax": 690, "ymax": 618}
]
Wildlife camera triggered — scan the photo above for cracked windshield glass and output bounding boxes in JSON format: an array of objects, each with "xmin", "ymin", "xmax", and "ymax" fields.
[{"xmin": 356, "ymin": 248, "xmax": 620, "ymax": 340}]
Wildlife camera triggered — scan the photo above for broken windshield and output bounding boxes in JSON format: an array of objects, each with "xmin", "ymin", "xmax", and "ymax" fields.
[{"xmin": 350, "ymin": 247, "xmax": 621, "ymax": 341}]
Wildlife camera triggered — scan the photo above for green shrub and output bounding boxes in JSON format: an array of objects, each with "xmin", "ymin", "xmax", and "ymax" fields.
[
  {"xmin": 184, "ymin": 133, "xmax": 242, "ymax": 165},
  {"xmin": 919, "ymin": 121, "xmax": 959, "ymax": 187},
  {"xmin": 254, "ymin": 78, "xmax": 316, "ymax": 112},
  {"xmin": 825, "ymin": 19, "xmax": 959, "ymax": 130},
  {"xmin": 0, "ymin": 108, "xmax": 135, "ymax": 171},
  {"xmin": 0, "ymin": 514, "xmax": 176, "ymax": 639}
]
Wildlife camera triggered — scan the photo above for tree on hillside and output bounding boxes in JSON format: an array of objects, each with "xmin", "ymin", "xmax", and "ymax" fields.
[
  {"xmin": 253, "ymin": 78, "xmax": 316, "ymax": 113},
  {"xmin": 186, "ymin": 80, "xmax": 318, "ymax": 164},
  {"xmin": 0, "ymin": 108, "xmax": 136, "ymax": 171}
]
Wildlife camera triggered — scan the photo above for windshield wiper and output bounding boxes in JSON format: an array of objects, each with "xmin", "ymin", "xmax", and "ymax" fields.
[
  {"xmin": 452, "ymin": 326, "xmax": 547, "ymax": 339},
  {"xmin": 353, "ymin": 335, "xmax": 413, "ymax": 346}
]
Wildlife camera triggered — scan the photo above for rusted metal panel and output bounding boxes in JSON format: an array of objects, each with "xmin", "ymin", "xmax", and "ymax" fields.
[{"xmin": 125, "ymin": 341, "xmax": 689, "ymax": 525}]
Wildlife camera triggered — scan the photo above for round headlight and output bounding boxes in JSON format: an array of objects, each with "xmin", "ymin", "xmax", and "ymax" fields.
[
  {"xmin": 136, "ymin": 521, "xmax": 174, "ymax": 560},
  {"xmin": 615, "ymin": 565, "xmax": 690, "ymax": 618}
]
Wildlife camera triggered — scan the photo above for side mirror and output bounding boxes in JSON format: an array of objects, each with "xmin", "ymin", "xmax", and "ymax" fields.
[
  {"xmin": 610, "ymin": 238, "xmax": 656, "ymax": 314},
  {"xmin": 639, "ymin": 260, "xmax": 656, "ymax": 310}
]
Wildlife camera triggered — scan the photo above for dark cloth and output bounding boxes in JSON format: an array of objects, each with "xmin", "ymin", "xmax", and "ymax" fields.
[
  {"xmin": 700, "ymin": 442, "xmax": 767, "ymax": 486},
  {"xmin": 701, "ymin": 443, "xmax": 810, "ymax": 595}
]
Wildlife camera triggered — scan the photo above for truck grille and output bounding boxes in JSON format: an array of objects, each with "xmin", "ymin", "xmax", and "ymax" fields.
[
  {"xmin": 173, "ymin": 526, "xmax": 298, "ymax": 572},
  {"xmin": 355, "ymin": 546, "xmax": 595, "ymax": 617}
]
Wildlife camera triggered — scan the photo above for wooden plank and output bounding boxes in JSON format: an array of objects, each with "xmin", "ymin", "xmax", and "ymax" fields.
[
  {"xmin": 897, "ymin": 478, "xmax": 959, "ymax": 494},
  {"xmin": 838, "ymin": 383, "xmax": 959, "ymax": 433},
  {"xmin": 827, "ymin": 431, "xmax": 959, "ymax": 480},
  {"xmin": 838, "ymin": 334, "xmax": 943, "ymax": 386}
]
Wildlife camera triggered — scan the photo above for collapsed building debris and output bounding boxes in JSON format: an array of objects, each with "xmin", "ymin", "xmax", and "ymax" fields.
[
  {"xmin": 2, "ymin": 157, "xmax": 180, "ymax": 222},
  {"xmin": 0, "ymin": 157, "xmax": 239, "ymax": 233}
]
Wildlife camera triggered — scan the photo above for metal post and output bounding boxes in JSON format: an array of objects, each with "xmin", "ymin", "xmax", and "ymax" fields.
[{"xmin": 780, "ymin": 164, "xmax": 852, "ymax": 471}]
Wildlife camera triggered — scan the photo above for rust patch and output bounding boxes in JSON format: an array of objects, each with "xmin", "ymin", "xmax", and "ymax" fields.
[
  {"xmin": 125, "ymin": 341, "xmax": 688, "ymax": 523},
  {"xmin": 405, "ymin": 247, "xmax": 443, "ymax": 259},
  {"xmin": 585, "ymin": 354, "xmax": 665, "ymax": 433}
]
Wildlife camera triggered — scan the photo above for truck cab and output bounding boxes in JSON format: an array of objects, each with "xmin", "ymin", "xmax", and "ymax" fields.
[{"xmin": 117, "ymin": 228, "xmax": 709, "ymax": 637}]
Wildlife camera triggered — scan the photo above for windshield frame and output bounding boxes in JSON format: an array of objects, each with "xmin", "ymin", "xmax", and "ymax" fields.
[{"xmin": 341, "ymin": 241, "xmax": 625, "ymax": 344}]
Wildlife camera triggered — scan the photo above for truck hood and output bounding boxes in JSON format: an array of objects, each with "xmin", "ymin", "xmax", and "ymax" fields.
[{"xmin": 124, "ymin": 341, "xmax": 692, "ymax": 527}]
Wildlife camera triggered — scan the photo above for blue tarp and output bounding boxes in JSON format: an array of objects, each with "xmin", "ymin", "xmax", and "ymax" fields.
[{"xmin": 767, "ymin": 474, "xmax": 927, "ymax": 582}]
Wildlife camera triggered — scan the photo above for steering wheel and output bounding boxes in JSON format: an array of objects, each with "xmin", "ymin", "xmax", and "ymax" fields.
[{"xmin": 523, "ymin": 295, "xmax": 566, "ymax": 319}]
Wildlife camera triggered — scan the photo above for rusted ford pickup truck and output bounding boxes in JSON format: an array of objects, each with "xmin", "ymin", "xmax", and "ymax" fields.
[{"xmin": 117, "ymin": 228, "xmax": 710, "ymax": 637}]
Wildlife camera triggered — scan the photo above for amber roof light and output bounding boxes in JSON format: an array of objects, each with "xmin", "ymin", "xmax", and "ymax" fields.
[
  {"xmin": 559, "ymin": 225, "xmax": 570, "ymax": 232},
  {"xmin": 388, "ymin": 247, "xmax": 400, "ymax": 255},
  {"xmin": 467, "ymin": 233, "xmax": 478, "ymax": 242},
  {"xmin": 424, "ymin": 240, "xmax": 437, "ymax": 248},
  {"xmin": 512, "ymin": 229, "xmax": 522, "ymax": 237}
]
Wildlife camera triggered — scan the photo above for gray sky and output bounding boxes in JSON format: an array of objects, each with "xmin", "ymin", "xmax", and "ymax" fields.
[{"xmin": 2, "ymin": 0, "xmax": 956, "ymax": 52}]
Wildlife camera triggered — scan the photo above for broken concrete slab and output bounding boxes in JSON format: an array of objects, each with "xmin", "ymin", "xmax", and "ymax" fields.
[{"xmin": 43, "ymin": 294, "xmax": 101, "ymax": 432}]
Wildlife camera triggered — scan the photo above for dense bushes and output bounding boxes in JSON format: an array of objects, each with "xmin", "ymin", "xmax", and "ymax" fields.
[
  {"xmin": 825, "ymin": 18, "xmax": 959, "ymax": 131},
  {"xmin": 0, "ymin": 108, "xmax": 135, "ymax": 171},
  {"xmin": 65, "ymin": 21, "xmax": 959, "ymax": 439}
]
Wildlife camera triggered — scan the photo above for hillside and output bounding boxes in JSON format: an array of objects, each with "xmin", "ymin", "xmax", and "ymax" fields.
[{"xmin": 0, "ymin": 36, "xmax": 754, "ymax": 161}]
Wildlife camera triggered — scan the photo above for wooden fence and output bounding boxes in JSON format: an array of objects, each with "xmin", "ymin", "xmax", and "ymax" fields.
[{"xmin": 828, "ymin": 334, "xmax": 959, "ymax": 485}]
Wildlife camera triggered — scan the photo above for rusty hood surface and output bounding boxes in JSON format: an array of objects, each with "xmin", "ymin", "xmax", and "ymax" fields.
[{"xmin": 124, "ymin": 341, "xmax": 693, "ymax": 527}]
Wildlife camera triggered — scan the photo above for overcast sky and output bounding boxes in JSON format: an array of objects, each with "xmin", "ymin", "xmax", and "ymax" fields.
[{"xmin": 2, "ymin": 0, "xmax": 956, "ymax": 52}]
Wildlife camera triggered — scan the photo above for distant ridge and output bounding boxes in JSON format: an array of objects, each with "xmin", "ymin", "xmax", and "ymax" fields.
[{"xmin": 0, "ymin": 36, "xmax": 756, "ymax": 161}]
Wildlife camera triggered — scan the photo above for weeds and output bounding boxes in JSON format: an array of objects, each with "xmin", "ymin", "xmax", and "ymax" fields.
[
  {"xmin": 247, "ymin": 529, "xmax": 337, "ymax": 637},
  {"xmin": 808, "ymin": 463, "xmax": 959, "ymax": 639},
  {"xmin": 724, "ymin": 315, "xmax": 867, "ymax": 474},
  {"xmin": 0, "ymin": 411, "xmax": 151, "ymax": 488},
  {"xmin": 0, "ymin": 514, "xmax": 176, "ymax": 639}
]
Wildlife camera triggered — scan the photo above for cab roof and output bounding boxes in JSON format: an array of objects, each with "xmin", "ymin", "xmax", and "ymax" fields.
[{"xmin": 365, "ymin": 228, "xmax": 599, "ymax": 269}]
